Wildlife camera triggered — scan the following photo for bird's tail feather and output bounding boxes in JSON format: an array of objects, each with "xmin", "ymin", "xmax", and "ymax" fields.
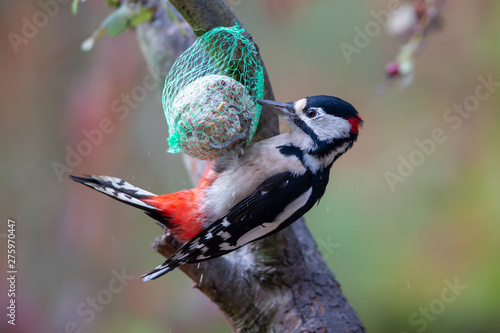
[
  {"xmin": 70, "ymin": 174, "xmax": 198, "ymax": 280},
  {"xmin": 69, "ymin": 175, "xmax": 167, "ymax": 225},
  {"xmin": 140, "ymin": 265, "xmax": 175, "ymax": 281},
  {"xmin": 140, "ymin": 252, "xmax": 186, "ymax": 281}
]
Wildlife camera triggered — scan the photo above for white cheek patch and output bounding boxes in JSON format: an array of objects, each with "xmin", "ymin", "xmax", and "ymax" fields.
[{"xmin": 309, "ymin": 116, "xmax": 351, "ymax": 141}]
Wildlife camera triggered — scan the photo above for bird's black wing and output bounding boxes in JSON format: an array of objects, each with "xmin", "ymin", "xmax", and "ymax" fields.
[{"xmin": 142, "ymin": 170, "xmax": 315, "ymax": 280}]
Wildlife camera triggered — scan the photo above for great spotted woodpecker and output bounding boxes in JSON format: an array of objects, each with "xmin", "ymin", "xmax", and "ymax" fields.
[{"xmin": 71, "ymin": 95, "xmax": 362, "ymax": 280}]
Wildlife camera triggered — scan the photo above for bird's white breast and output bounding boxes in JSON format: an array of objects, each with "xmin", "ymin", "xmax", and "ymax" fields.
[{"xmin": 201, "ymin": 133, "xmax": 306, "ymax": 224}]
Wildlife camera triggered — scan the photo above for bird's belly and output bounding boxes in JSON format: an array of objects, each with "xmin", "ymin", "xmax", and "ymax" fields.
[{"xmin": 201, "ymin": 143, "xmax": 305, "ymax": 225}]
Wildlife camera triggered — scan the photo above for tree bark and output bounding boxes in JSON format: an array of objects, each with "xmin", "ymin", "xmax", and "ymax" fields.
[{"xmin": 132, "ymin": 1, "xmax": 366, "ymax": 332}]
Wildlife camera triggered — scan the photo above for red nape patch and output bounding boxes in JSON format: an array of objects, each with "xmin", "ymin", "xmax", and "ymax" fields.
[
  {"xmin": 347, "ymin": 116, "xmax": 363, "ymax": 135},
  {"xmin": 143, "ymin": 168, "xmax": 218, "ymax": 241}
]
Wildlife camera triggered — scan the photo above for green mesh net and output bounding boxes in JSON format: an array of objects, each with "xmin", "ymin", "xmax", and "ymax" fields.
[{"xmin": 162, "ymin": 24, "xmax": 264, "ymax": 160}]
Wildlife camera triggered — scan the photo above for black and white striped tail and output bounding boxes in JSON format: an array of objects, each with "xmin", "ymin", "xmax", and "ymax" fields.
[
  {"xmin": 71, "ymin": 175, "xmax": 184, "ymax": 280},
  {"xmin": 69, "ymin": 175, "xmax": 166, "ymax": 225}
]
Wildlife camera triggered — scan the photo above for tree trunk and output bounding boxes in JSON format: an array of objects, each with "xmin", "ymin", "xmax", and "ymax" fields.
[{"xmin": 132, "ymin": 1, "xmax": 366, "ymax": 332}]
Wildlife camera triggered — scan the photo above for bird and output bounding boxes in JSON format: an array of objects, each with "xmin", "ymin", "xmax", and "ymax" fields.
[{"xmin": 70, "ymin": 95, "xmax": 362, "ymax": 281}]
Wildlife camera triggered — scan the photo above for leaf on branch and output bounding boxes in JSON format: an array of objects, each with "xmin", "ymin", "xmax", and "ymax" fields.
[
  {"xmin": 71, "ymin": 0, "xmax": 79, "ymax": 15},
  {"xmin": 101, "ymin": 5, "xmax": 134, "ymax": 36},
  {"xmin": 106, "ymin": 0, "xmax": 121, "ymax": 8},
  {"xmin": 130, "ymin": 8, "xmax": 155, "ymax": 27},
  {"xmin": 81, "ymin": 3, "xmax": 156, "ymax": 51}
]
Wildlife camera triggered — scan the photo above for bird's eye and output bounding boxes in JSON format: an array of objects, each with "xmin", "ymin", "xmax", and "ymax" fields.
[{"xmin": 305, "ymin": 108, "xmax": 318, "ymax": 118}]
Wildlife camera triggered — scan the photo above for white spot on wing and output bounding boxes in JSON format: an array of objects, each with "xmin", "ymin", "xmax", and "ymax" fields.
[
  {"xmin": 219, "ymin": 242, "xmax": 234, "ymax": 250},
  {"xmin": 176, "ymin": 252, "xmax": 189, "ymax": 260},
  {"xmin": 189, "ymin": 242, "xmax": 205, "ymax": 251},
  {"xmin": 220, "ymin": 231, "xmax": 231, "ymax": 240}
]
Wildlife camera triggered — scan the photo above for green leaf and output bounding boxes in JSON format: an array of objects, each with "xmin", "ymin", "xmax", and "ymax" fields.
[
  {"xmin": 81, "ymin": 3, "xmax": 155, "ymax": 51},
  {"xmin": 130, "ymin": 8, "xmax": 153, "ymax": 27},
  {"xmin": 106, "ymin": 0, "xmax": 121, "ymax": 8},
  {"xmin": 71, "ymin": 0, "xmax": 79, "ymax": 15},
  {"xmin": 100, "ymin": 5, "xmax": 135, "ymax": 36}
]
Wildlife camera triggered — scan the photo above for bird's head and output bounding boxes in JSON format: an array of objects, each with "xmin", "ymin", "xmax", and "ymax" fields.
[{"xmin": 258, "ymin": 95, "xmax": 362, "ymax": 148}]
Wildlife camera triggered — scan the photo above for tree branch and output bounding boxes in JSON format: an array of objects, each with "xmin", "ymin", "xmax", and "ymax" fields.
[{"xmin": 133, "ymin": 1, "xmax": 366, "ymax": 331}]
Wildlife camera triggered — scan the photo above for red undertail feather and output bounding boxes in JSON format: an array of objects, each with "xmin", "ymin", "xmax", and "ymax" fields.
[{"xmin": 143, "ymin": 168, "xmax": 217, "ymax": 241}]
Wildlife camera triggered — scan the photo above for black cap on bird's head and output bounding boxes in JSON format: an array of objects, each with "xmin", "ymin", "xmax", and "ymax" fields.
[
  {"xmin": 304, "ymin": 95, "xmax": 362, "ymax": 134},
  {"xmin": 257, "ymin": 95, "xmax": 362, "ymax": 141}
]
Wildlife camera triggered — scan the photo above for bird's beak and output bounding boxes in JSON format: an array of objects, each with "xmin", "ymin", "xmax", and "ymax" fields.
[{"xmin": 257, "ymin": 100, "xmax": 296, "ymax": 118}]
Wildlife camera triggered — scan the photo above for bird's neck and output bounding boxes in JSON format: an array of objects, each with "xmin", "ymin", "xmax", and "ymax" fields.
[
  {"xmin": 304, "ymin": 140, "xmax": 352, "ymax": 174},
  {"xmin": 282, "ymin": 130, "xmax": 354, "ymax": 174}
]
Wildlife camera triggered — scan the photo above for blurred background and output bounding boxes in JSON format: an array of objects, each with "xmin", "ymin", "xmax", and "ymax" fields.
[{"xmin": 1, "ymin": 0, "xmax": 499, "ymax": 332}]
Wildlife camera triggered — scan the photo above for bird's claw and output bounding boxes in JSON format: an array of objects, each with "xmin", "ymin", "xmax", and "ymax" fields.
[
  {"xmin": 210, "ymin": 132, "xmax": 247, "ymax": 150},
  {"xmin": 229, "ymin": 104, "xmax": 252, "ymax": 121}
]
